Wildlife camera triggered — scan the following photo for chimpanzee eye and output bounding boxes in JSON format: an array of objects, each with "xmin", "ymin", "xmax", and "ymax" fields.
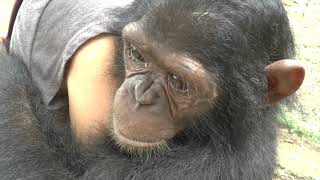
[
  {"xmin": 168, "ymin": 74, "xmax": 189, "ymax": 95},
  {"xmin": 128, "ymin": 45, "xmax": 145, "ymax": 63}
]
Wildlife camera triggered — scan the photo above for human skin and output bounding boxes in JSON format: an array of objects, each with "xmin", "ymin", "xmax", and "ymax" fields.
[
  {"xmin": 66, "ymin": 34, "xmax": 121, "ymax": 142},
  {"xmin": 0, "ymin": 0, "xmax": 15, "ymax": 37},
  {"xmin": 0, "ymin": 3, "xmax": 118, "ymax": 141}
]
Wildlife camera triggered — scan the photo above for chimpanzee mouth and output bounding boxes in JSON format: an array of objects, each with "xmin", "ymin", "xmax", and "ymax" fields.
[{"xmin": 113, "ymin": 127, "xmax": 166, "ymax": 149}]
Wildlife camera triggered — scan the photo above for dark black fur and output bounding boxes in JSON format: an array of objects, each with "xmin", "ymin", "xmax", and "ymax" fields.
[
  {"xmin": 0, "ymin": 0, "xmax": 295, "ymax": 179},
  {"xmin": 0, "ymin": 45, "xmax": 73, "ymax": 179}
]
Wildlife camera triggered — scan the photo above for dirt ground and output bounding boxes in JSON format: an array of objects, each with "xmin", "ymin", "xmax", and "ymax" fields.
[
  {"xmin": 275, "ymin": 0, "xmax": 320, "ymax": 179},
  {"xmin": 274, "ymin": 128, "xmax": 320, "ymax": 179}
]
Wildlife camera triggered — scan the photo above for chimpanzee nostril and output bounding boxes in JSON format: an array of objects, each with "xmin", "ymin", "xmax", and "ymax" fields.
[
  {"xmin": 135, "ymin": 79, "xmax": 160, "ymax": 105},
  {"xmin": 136, "ymin": 89, "xmax": 160, "ymax": 105}
]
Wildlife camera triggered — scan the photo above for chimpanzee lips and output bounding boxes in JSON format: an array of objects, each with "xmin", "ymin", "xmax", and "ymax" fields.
[{"xmin": 113, "ymin": 126, "xmax": 165, "ymax": 148}]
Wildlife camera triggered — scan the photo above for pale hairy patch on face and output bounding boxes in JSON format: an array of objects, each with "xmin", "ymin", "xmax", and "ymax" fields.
[{"xmin": 111, "ymin": 111, "xmax": 170, "ymax": 154}]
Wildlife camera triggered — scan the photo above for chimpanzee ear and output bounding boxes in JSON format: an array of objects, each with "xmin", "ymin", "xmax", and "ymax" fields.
[{"xmin": 265, "ymin": 60, "xmax": 305, "ymax": 104}]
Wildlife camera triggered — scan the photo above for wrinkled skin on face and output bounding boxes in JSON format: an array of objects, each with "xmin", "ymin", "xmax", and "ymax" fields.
[{"xmin": 112, "ymin": 22, "xmax": 218, "ymax": 150}]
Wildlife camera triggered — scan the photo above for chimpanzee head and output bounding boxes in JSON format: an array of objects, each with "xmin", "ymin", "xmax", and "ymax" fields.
[{"xmin": 111, "ymin": 0, "xmax": 304, "ymax": 152}]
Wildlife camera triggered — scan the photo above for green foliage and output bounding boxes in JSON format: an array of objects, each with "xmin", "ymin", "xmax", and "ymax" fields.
[{"xmin": 279, "ymin": 111, "xmax": 320, "ymax": 144}]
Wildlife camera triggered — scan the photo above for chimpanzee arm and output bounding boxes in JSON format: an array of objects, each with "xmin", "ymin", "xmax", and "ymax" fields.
[{"xmin": 0, "ymin": 45, "xmax": 73, "ymax": 180}]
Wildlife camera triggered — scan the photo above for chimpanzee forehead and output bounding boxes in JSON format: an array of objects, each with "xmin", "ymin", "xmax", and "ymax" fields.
[
  {"xmin": 124, "ymin": 0, "xmax": 272, "ymax": 70},
  {"xmin": 136, "ymin": 0, "xmax": 245, "ymax": 57},
  {"xmin": 141, "ymin": 2, "xmax": 204, "ymax": 42}
]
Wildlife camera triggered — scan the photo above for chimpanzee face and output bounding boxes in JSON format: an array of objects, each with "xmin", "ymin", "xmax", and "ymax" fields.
[{"xmin": 112, "ymin": 20, "xmax": 219, "ymax": 152}]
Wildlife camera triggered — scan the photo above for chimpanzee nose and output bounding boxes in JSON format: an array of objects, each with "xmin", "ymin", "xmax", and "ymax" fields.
[{"xmin": 135, "ymin": 77, "xmax": 160, "ymax": 105}]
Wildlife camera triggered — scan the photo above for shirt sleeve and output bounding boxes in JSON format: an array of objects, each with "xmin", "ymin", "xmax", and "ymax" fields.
[{"xmin": 10, "ymin": 0, "xmax": 133, "ymax": 109}]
